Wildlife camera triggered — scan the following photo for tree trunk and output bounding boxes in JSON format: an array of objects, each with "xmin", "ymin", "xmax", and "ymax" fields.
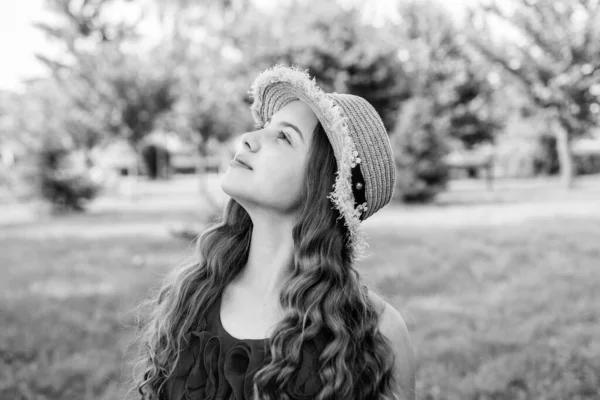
[{"xmin": 553, "ymin": 119, "xmax": 574, "ymax": 189}]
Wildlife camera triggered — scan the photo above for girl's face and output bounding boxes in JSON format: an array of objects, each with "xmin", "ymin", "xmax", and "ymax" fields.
[{"xmin": 221, "ymin": 100, "xmax": 319, "ymax": 216}]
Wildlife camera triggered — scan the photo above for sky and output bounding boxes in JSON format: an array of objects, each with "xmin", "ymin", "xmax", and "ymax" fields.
[
  {"xmin": 0, "ymin": 0, "xmax": 49, "ymax": 91},
  {"xmin": 0, "ymin": 0, "xmax": 478, "ymax": 92}
]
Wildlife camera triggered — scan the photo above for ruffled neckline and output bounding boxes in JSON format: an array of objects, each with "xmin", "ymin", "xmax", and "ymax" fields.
[{"xmin": 164, "ymin": 294, "xmax": 325, "ymax": 400}]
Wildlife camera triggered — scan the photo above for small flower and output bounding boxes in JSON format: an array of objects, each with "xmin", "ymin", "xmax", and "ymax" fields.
[
  {"xmin": 355, "ymin": 202, "xmax": 368, "ymax": 214},
  {"xmin": 356, "ymin": 202, "xmax": 366, "ymax": 211}
]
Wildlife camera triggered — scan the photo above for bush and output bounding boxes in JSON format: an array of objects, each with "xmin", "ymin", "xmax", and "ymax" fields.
[
  {"xmin": 575, "ymin": 152, "xmax": 600, "ymax": 175},
  {"xmin": 38, "ymin": 145, "xmax": 102, "ymax": 212},
  {"xmin": 391, "ymin": 97, "xmax": 450, "ymax": 203}
]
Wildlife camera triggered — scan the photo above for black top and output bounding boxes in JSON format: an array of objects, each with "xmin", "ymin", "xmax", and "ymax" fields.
[{"xmin": 163, "ymin": 293, "xmax": 327, "ymax": 399}]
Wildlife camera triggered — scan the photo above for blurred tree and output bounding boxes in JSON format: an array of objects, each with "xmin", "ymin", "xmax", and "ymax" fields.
[
  {"xmin": 38, "ymin": 141, "xmax": 102, "ymax": 212},
  {"xmin": 467, "ymin": 0, "xmax": 600, "ymax": 188},
  {"xmin": 365, "ymin": 0, "xmax": 503, "ymax": 201},
  {"xmin": 33, "ymin": 0, "xmax": 143, "ymax": 147},
  {"xmin": 391, "ymin": 96, "xmax": 450, "ymax": 203},
  {"xmin": 0, "ymin": 91, "xmax": 34, "ymax": 197},
  {"xmin": 105, "ymin": 51, "xmax": 178, "ymax": 147},
  {"xmin": 34, "ymin": 0, "xmax": 179, "ymax": 181},
  {"xmin": 14, "ymin": 78, "xmax": 104, "ymax": 210},
  {"xmin": 396, "ymin": 0, "xmax": 503, "ymax": 149},
  {"xmin": 446, "ymin": 70, "xmax": 502, "ymax": 149}
]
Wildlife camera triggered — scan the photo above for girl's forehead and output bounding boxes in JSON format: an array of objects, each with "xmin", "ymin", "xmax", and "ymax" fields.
[
  {"xmin": 270, "ymin": 101, "xmax": 318, "ymax": 134},
  {"xmin": 273, "ymin": 101, "xmax": 315, "ymax": 119}
]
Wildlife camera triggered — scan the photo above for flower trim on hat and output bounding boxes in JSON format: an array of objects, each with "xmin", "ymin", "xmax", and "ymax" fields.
[{"xmin": 250, "ymin": 64, "xmax": 368, "ymax": 262}]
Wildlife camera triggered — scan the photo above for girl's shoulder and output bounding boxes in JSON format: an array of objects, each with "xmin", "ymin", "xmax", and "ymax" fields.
[
  {"xmin": 368, "ymin": 290, "xmax": 416, "ymax": 399},
  {"xmin": 368, "ymin": 290, "xmax": 388, "ymax": 318}
]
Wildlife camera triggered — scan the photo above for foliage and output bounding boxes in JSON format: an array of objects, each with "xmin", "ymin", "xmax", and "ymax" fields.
[
  {"xmin": 34, "ymin": 0, "xmax": 181, "ymax": 147},
  {"xmin": 391, "ymin": 97, "xmax": 449, "ymax": 203},
  {"xmin": 446, "ymin": 70, "xmax": 502, "ymax": 149},
  {"xmin": 468, "ymin": 0, "xmax": 600, "ymax": 185},
  {"xmin": 395, "ymin": 0, "xmax": 504, "ymax": 149},
  {"xmin": 5, "ymin": 74, "xmax": 106, "ymax": 209},
  {"xmin": 166, "ymin": 52, "xmax": 255, "ymax": 151},
  {"xmin": 28, "ymin": 0, "xmax": 184, "ymax": 195},
  {"xmin": 105, "ymin": 51, "xmax": 179, "ymax": 146},
  {"xmin": 33, "ymin": 0, "xmax": 145, "ymax": 148},
  {"xmin": 470, "ymin": 0, "xmax": 600, "ymax": 137},
  {"xmin": 575, "ymin": 151, "xmax": 600, "ymax": 175},
  {"xmin": 5, "ymin": 78, "xmax": 105, "ymax": 208},
  {"xmin": 38, "ymin": 142, "xmax": 102, "ymax": 212}
]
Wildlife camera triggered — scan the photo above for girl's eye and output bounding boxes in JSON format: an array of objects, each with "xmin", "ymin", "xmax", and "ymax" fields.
[{"xmin": 277, "ymin": 131, "xmax": 291, "ymax": 144}]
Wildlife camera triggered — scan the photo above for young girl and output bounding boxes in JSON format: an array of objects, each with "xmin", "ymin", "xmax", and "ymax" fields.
[{"xmin": 135, "ymin": 65, "xmax": 416, "ymax": 400}]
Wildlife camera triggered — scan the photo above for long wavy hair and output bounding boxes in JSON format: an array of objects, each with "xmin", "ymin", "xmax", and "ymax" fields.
[{"xmin": 133, "ymin": 122, "xmax": 401, "ymax": 399}]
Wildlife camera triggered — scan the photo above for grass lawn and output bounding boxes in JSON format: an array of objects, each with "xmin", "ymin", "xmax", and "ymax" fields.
[
  {"xmin": 1, "ymin": 177, "xmax": 599, "ymax": 400},
  {"xmin": 362, "ymin": 218, "xmax": 600, "ymax": 399}
]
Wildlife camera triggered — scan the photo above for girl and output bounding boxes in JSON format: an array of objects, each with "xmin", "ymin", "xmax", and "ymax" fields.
[{"xmin": 135, "ymin": 65, "xmax": 416, "ymax": 400}]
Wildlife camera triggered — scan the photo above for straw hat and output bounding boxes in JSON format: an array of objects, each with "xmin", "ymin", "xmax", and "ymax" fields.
[{"xmin": 250, "ymin": 65, "xmax": 396, "ymax": 262}]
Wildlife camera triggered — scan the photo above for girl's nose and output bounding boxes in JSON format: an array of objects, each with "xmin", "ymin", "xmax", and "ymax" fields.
[
  {"xmin": 238, "ymin": 130, "xmax": 250, "ymax": 151},
  {"xmin": 241, "ymin": 129, "xmax": 263, "ymax": 151}
]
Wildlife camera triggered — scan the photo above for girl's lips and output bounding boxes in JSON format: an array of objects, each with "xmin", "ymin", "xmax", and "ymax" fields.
[{"xmin": 230, "ymin": 159, "xmax": 252, "ymax": 169}]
